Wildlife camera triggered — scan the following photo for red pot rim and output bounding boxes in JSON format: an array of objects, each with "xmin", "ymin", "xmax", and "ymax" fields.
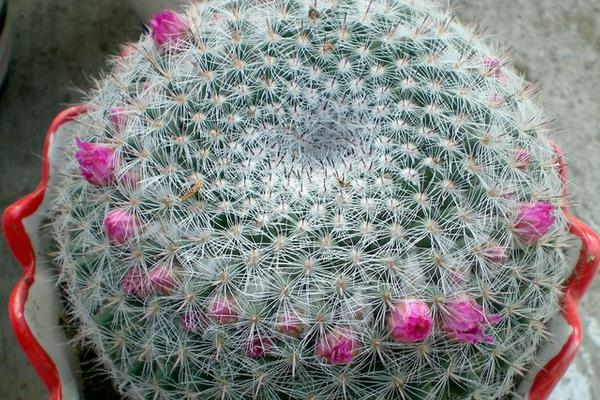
[
  {"xmin": 3, "ymin": 105, "xmax": 600, "ymax": 399},
  {"xmin": 3, "ymin": 105, "xmax": 85, "ymax": 400}
]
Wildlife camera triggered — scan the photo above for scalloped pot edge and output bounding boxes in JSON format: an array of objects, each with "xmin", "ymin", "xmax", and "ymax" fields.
[{"xmin": 3, "ymin": 105, "xmax": 600, "ymax": 400}]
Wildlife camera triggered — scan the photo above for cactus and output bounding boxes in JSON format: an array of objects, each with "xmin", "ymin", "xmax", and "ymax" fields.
[{"xmin": 49, "ymin": 0, "xmax": 575, "ymax": 399}]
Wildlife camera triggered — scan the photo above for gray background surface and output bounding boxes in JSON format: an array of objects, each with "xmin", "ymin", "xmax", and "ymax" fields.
[{"xmin": 0, "ymin": 1, "xmax": 598, "ymax": 398}]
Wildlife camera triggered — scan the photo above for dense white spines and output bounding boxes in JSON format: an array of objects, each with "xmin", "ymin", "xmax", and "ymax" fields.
[{"xmin": 49, "ymin": 0, "xmax": 573, "ymax": 399}]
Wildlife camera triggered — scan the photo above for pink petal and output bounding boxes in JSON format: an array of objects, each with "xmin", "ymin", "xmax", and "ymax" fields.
[
  {"xmin": 75, "ymin": 138, "xmax": 116, "ymax": 186},
  {"xmin": 149, "ymin": 10, "xmax": 189, "ymax": 49}
]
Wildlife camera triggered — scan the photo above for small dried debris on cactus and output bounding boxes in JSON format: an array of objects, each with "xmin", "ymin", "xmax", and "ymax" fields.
[{"xmin": 50, "ymin": 1, "xmax": 575, "ymax": 399}]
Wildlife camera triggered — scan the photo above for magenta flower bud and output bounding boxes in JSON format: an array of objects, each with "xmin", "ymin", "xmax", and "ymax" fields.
[
  {"xmin": 316, "ymin": 329, "xmax": 358, "ymax": 365},
  {"xmin": 246, "ymin": 336, "xmax": 274, "ymax": 358},
  {"xmin": 75, "ymin": 138, "xmax": 115, "ymax": 186},
  {"xmin": 387, "ymin": 299, "xmax": 433, "ymax": 343},
  {"xmin": 513, "ymin": 202, "xmax": 555, "ymax": 243},
  {"xmin": 149, "ymin": 10, "xmax": 188, "ymax": 49},
  {"xmin": 513, "ymin": 148, "xmax": 531, "ymax": 169},
  {"xmin": 443, "ymin": 298, "xmax": 501, "ymax": 344},
  {"xmin": 275, "ymin": 314, "xmax": 304, "ymax": 337},
  {"xmin": 180, "ymin": 310, "xmax": 207, "ymax": 334},
  {"xmin": 109, "ymin": 107, "xmax": 127, "ymax": 131},
  {"xmin": 103, "ymin": 209, "xmax": 138, "ymax": 244},
  {"xmin": 120, "ymin": 170, "xmax": 141, "ymax": 188},
  {"xmin": 122, "ymin": 267, "xmax": 150, "ymax": 297},
  {"xmin": 480, "ymin": 242, "xmax": 508, "ymax": 264},
  {"xmin": 276, "ymin": 313, "xmax": 304, "ymax": 337},
  {"xmin": 119, "ymin": 44, "xmax": 135, "ymax": 58},
  {"xmin": 208, "ymin": 297, "xmax": 238, "ymax": 324},
  {"xmin": 483, "ymin": 57, "xmax": 502, "ymax": 75},
  {"xmin": 208, "ymin": 13, "xmax": 223, "ymax": 26},
  {"xmin": 149, "ymin": 265, "xmax": 176, "ymax": 294}
]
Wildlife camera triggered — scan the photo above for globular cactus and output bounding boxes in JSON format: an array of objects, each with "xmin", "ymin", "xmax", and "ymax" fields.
[{"xmin": 50, "ymin": 0, "xmax": 575, "ymax": 398}]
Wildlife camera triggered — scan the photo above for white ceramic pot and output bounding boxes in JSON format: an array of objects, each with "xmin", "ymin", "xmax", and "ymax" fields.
[
  {"xmin": 3, "ymin": 107, "xmax": 600, "ymax": 399},
  {"xmin": 129, "ymin": 0, "xmax": 188, "ymax": 21}
]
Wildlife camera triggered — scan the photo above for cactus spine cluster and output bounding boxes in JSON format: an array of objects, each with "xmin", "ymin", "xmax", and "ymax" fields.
[{"xmin": 50, "ymin": 0, "xmax": 574, "ymax": 399}]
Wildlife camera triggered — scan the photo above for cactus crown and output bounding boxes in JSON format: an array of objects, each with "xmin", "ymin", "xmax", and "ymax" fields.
[{"xmin": 50, "ymin": 0, "xmax": 573, "ymax": 399}]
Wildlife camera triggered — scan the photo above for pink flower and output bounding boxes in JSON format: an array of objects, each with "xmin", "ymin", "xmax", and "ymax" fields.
[
  {"xmin": 514, "ymin": 148, "xmax": 531, "ymax": 169},
  {"xmin": 149, "ymin": 265, "xmax": 177, "ymax": 294},
  {"xmin": 104, "ymin": 209, "xmax": 138, "ymax": 244},
  {"xmin": 181, "ymin": 310, "xmax": 207, "ymax": 334},
  {"xmin": 119, "ymin": 44, "xmax": 135, "ymax": 58},
  {"xmin": 120, "ymin": 170, "xmax": 141, "ymax": 188},
  {"xmin": 387, "ymin": 299, "xmax": 433, "ymax": 343},
  {"xmin": 443, "ymin": 298, "xmax": 501, "ymax": 344},
  {"xmin": 208, "ymin": 13, "xmax": 223, "ymax": 26},
  {"xmin": 208, "ymin": 297, "xmax": 238, "ymax": 324},
  {"xmin": 480, "ymin": 242, "xmax": 508, "ymax": 264},
  {"xmin": 109, "ymin": 107, "xmax": 127, "ymax": 131},
  {"xmin": 513, "ymin": 202, "xmax": 555, "ymax": 243},
  {"xmin": 276, "ymin": 313, "xmax": 304, "ymax": 337},
  {"xmin": 246, "ymin": 336, "xmax": 274, "ymax": 358},
  {"xmin": 75, "ymin": 138, "xmax": 115, "ymax": 186},
  {"xmin": 149, "ymin": 10, "xmax": 188, "ymax": 49},
  {"xmin": 122, "ymin": 267, "xmax": 150, "ymax": 297},
  {"xmin": 483, "ymin": 57, "xmax": 502, "ymax": 76},
  {"xmin": 316, "ymin": 329, "xmax": 358, "ymax": 365}
]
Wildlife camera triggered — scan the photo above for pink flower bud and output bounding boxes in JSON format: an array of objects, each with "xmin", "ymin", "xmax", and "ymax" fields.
[
  {"xmin": 120, "ymin": 170, "xmax": 141, "ymax": 188},
  {"xmin": 513, "ymin": 148, "xmax": 531, "ymax": 169},
  {"xmin": 276, "ymin": 314, "xmax": 304, "ymax": 337},
  {"xmin": 513, "ymin": 202, "xmax": 555, "ymax": 243},
  {"xmin": 149, "ymin": 265, "xmax": 177, "ymax": 294},
  {"xmin": 149, "ymin": 10, "xmax": 188, "ymax": 49},
  {"xmin": 246, "ymin": 336, "xmax": 274, "ymax": 358},
  {"xmin": 483, "ymin": 57, "xmax": 502, "ymax": 76},
  {"xmin": 75, "ymin": 138, "xmax": 115, "ymax": 186},
  {"xmin": 122, "ymin": 267, "xmax": 150, "ymax": 297},
  {"xmin": 387, "ymin": 299, "xmax": 433, "ymax": 343},
  {"xmin": 316, "ymin": 329, "xmax": 359, "ymax": 365},
  {"xmin": 109, "ymin": 107, "xmax": 127, "ymax": 131},
  {"xmin": 208, "ymin": 297, "xmax": 238, "ymax": 324},
  {"xmin": 443, "ymin": 298, "xmax": 501, "ymax": 344},
  {"xmin": 480, "ymin": 242, "xmax": 508, "ymax": 264},
  {"xmin": 104, "ymin": 209, "xmax": 138, "ymax": 244},
  {"xmin": 119, "ymin": 44, "xmax": 135, "ymax": 58},
  {"xmin": 181, "ymin": 310, "xmax": 207, "ymax": 334},
  {"xmin": 208, "ymin": 13, "xmax": 223, "ymax": 26}
]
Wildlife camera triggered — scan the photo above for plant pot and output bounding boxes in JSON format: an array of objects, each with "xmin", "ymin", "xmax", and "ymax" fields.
[{"xmin": 3, "ymin": 106, "xmax": 600, "ymax": 399}]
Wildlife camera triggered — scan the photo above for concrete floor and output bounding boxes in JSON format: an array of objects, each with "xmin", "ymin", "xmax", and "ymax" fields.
[{"xmin": 0, "ymin": 0, "xmax": 598, "ymax": 399}]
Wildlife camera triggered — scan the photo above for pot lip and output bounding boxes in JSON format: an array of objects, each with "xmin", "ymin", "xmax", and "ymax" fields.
[
  {"xmin": 3, "ymin": 105, "xmax": 600, "ymax": 400},
  {"xmin": 526, "ymin": 147, "xmax": 600, "ymax": 399},
  {"xmin": 3, "ymin": 105, "xmax": 86, "ymax": 400}
]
